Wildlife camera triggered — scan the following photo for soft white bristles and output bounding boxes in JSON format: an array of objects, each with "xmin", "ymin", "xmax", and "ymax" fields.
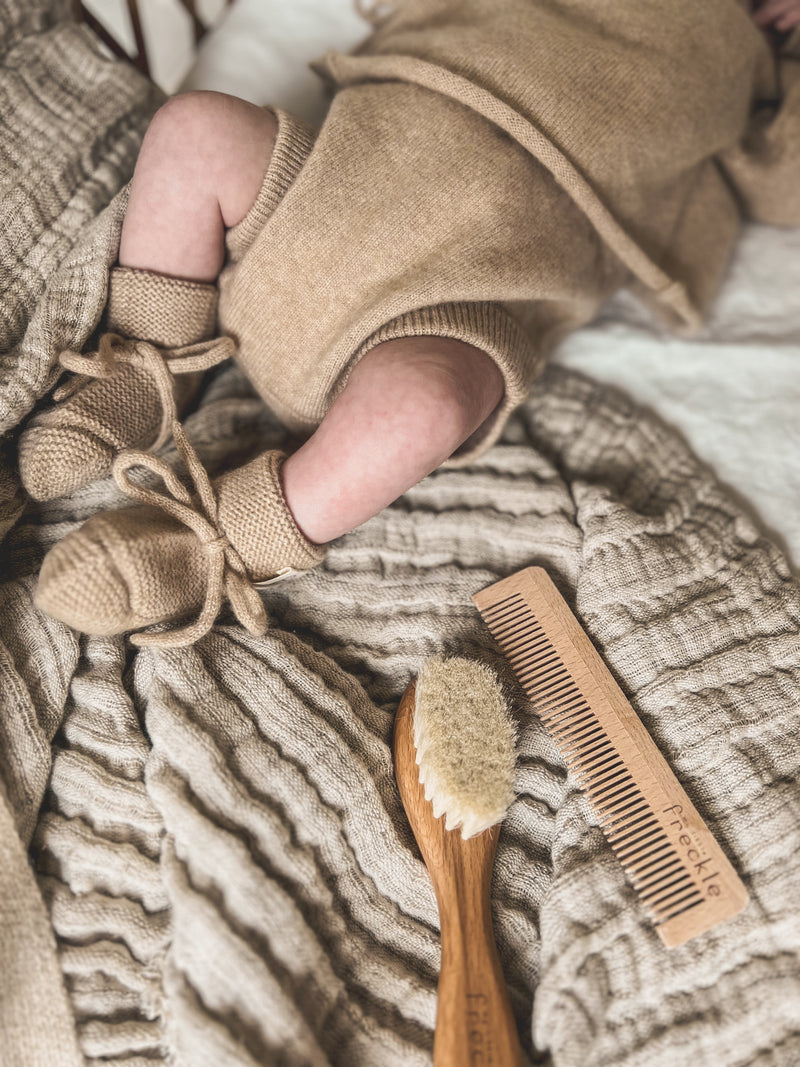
[{"xmin": 414, "ymin": 657, "xmax": 517, "ymax": 839}]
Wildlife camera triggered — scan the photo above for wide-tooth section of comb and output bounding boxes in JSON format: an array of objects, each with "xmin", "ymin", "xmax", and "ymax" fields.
[{"xmin": 473, "ymin": 567, "xmax": 749, "ymax": 948}]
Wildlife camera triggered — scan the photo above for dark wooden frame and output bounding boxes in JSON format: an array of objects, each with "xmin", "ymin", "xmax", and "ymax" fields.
[{"xmin": 72, "ymin": 0, "xmax": 234, "ymax": 78}]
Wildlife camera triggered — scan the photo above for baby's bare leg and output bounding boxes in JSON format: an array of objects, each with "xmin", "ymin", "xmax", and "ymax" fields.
[
  {"xmin": 119, "ymin": 92, "xmax": 505, "ymax": 547},
  {"xmin": 119, "ymin": 91, "xmax": 277, "ymax": 282},
  {"xmin": 282, "ymin": 336, "xmax": 504, "ymax": 545},
  {"xmin": 32, "ymin": 88, "xmax": 508, "ymax": 644}
]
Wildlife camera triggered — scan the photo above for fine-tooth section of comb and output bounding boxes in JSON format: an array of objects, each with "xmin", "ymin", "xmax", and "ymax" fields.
[{"xmin": 473, "ymin": 567, "xmax": 749, "ymax": 948}]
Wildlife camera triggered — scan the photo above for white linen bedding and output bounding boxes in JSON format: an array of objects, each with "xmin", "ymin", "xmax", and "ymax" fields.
[{"xmin": 178, "ymin": 0, "xmax": 800, "ymax": 569}]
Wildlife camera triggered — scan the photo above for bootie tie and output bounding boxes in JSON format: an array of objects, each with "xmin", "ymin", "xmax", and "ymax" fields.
[
  {"xmin": 34, "ymin": 445, "xmax": 325, "ymax": 647},
  {"xmin": 18, "ymin": 267, "xmax": 233, "ymax": 500}
]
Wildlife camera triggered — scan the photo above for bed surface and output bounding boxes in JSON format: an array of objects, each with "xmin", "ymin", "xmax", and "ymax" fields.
[{"xmin": 2, "ymin": 6, "xmax": 799, "ymax": 1064}]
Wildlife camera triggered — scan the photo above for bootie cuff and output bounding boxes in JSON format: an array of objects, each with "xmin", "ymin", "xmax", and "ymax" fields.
[
  {"xmin": 107, "ymin": 267, "xmax": 217, "ymax": 347},
  {"xmin": 216, "ymin": 450, "xmax": 327, "ymax": 581}
]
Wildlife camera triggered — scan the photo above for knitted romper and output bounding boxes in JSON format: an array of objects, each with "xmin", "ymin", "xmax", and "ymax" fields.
[{"xmin": 217, "ymin": 0, "xmax": 794, "ymax": 463}]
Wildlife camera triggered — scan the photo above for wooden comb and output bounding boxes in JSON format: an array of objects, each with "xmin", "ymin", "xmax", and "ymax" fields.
[{"xmin": 473, "ymin": 566, "xmax": 749, "ymax": 948}]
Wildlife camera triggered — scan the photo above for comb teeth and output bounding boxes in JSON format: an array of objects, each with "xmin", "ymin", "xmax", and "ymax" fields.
[
  {"xmin": 480, "ymin": 593, "xmax": 705, "ymax": 925},
  {"xmin": 474, "ymin": 570, "xmax": 749, "ymax": 946}
]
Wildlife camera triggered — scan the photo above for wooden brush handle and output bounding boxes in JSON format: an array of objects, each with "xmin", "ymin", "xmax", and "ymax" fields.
[
  {"xmin": 395, "ymin": 684, "xmax": 524, "ymax": 1067},
  {"xmin": 434, "ymin": 841, "xmax": 524, "ymax": 1067}
]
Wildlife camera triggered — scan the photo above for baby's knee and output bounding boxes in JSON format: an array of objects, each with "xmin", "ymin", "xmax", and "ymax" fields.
[
  {"xmin": 144, "ymin": 91, "xmax": 275, "ymax": 155},
  {"xmin": 143, "ymin": 91, "xmax": 222, "ymax": 160},
  {"xmin": 357, "ymin": 336, "xmax": 504, "ymax": 449},
  {"xmin": 137, "ymin": 91, "xmax": 278, "ymax": 225}
]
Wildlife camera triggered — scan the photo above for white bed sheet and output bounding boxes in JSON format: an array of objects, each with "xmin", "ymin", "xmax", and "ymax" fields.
[{"xmin": 180, "ymin": 0, "xmax": 800, "ymax": 570}]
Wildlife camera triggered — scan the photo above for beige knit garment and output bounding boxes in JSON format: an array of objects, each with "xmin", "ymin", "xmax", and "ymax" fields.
[
  {"xmin": 216, "ymin": 449, "xmax": 326, "ymax": 578},
  {"xmin": 17, "ymin": 268, "xmax": 219, "ymax": 501},
  {"xmin": 218, "ymin": 0, "xmax": 779, "ymax": 463},
  {"xmin": 3, "ymin": 4, "xmax": 800, "ymax": 1067},
  {"xmin": 106, "ymin": 267, "xmax": 218, "ymax": 346},
  {"xmin": 219, "ymin": 104, "xmax": 597, "ymax": 462}
]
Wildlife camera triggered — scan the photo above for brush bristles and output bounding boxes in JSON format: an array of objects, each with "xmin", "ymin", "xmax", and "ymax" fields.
[{"xmin": 414, "ymin": 657, "xmax": 516, "ymax": 839}]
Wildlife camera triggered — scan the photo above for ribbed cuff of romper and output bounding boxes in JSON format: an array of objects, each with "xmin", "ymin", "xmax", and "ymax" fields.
[
  {"xmin": 352, "ymin": 301, "xmax": 543, "ymax": 465},
  {"xmin": 225, "ymin": 107, "xmax": 319, "ymax": 262}
]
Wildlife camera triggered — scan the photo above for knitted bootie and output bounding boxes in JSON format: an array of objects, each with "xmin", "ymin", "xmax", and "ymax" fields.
[
  {"xmin": 34, "ymin": 449, "xmax": 325, "ymax": 647},
  {"xmin": 18, "ymin": 267, "xmax": 231, "ymax": 501}
]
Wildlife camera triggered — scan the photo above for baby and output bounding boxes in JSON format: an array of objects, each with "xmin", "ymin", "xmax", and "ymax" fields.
[
  {"xmin": 753, "ymin": 0, "xmax": 800, "ymax": 37},
  {"xmin": 20, "ymin": 0, "xmax": 799, "ymax": 646}
]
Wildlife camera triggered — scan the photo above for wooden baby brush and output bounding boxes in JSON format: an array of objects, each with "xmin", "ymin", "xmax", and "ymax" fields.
[{"xmin": 394, "ymin": 657, "xmax": 524, "ymax": 1067}]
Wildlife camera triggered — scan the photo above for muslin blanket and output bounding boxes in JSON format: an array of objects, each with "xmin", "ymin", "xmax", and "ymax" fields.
[{"xmin": 1, "ymin": 4, "xmax": 799, "ymax": 1066}]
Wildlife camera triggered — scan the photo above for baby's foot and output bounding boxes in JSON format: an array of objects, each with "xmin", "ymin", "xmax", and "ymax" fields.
[
  {"xmin": 34, "ymin": 450, "xmax": 325, "ymax": 647},
  {"xmin": 18, "ymin": 268, "xmax": 229, "ymax": 500}
]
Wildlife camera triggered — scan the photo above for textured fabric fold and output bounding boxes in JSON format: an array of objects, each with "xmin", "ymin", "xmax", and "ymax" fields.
[
  {"xmin": 16, "ymin": 362, "xmax": 799, "ymax": 1067},
  {"xmin": 0, "ymin": 777, "xmax": 83, "ymax": 1067},
  {"xmin": 2, "ymin": 4, "xmax": 800, "ymax": 1064},
  {"xmin": 0, "ymin": 17, "xmax": 162, "ymax": 435}
]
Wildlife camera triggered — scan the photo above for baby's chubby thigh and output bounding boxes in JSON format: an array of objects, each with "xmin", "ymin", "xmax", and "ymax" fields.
[{"xmin": 120, "ymin": 90, "xmax": 279, "ymax": 280}]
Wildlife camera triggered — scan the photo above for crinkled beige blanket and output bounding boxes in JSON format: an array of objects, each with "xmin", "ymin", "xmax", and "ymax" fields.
[{"xmin": 1, "ymin": 4, "xmax": 799, "ymax": 1066}]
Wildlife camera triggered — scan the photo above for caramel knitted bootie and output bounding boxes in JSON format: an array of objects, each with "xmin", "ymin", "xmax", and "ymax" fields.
[
  {"xmin": 34, "ymin": 449, "xmax": 325, "ymax": 647},
  {"xmin": 18, "ymin": 267, "xmax": 232, "ymax": 501}
]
